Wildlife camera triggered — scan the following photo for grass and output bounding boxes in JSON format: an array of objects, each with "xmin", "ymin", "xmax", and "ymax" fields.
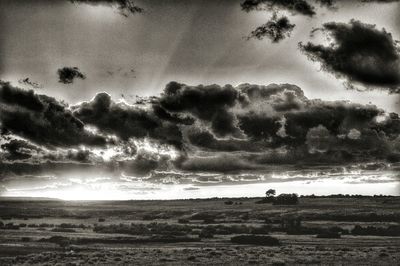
[{"xmin": 0, "ymin": 196, "xmax": 399, "ymax": 265}]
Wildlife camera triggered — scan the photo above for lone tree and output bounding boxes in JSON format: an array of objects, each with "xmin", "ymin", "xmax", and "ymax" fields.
[{"xmin": 266, "ymin": 189, "xmax": 276, "ymax": 198}]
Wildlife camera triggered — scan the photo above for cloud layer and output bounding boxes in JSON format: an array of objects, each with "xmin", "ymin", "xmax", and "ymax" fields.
[
  {"xmin": 300, "ymin": 20, "xmax": 400, "ymax": 92},
  {"xmin": 1, "ymin": 80, "xmax": 399, "ymax": 181}
]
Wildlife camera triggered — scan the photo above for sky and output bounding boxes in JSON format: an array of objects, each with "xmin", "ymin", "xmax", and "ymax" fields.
[{"xmin": 0, "ymin": 0, "xmax": 399, "ymax": 199}]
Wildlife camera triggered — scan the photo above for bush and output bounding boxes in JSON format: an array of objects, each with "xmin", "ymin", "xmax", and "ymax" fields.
[
  {"xmin": 316, "ymin": 232, "xmax": 341, "ymax": 238},
  {"xmin": 249, "ymin": 225, "xmax": 271, "ymax": 235},
  {"xmin": 199, "ymin": 228, "xmax": 214, "ymax": 238},
  {"xmin": 273, "ymin": 194, "xmax": 299, "ymax": 205},
  {"xmin": 51, "ymin": 228, "xmax": 76, "ymax": 233},
  {"xmin": 3, "ymin": 223, "xmax": 19, "ymax": 230},
  {"xmin": 93, "ymin": 222, "xmax": 192, "ymax": 236},
  {"xmin": 39, "ymin": 236, "xmax": 71, "ymax": 248},
  {"xmin": 56, "ymin": 223, "xmax": 86, "ymax": 229},
  {"xmin": 255, "ymin": 197, "xmax": 275, "ymax": 204},
  {"xmin": 98, "ymin": 218, "xmax": 105, "ymax": 222},
  {"xmin": 286, "ymin": 225, "xmax": 348, "ymax": 236},
  {"xmin": 351, "ymin": 225, "xmax": 400, "ymax": 236},
  {"xmin": 39, "ymin": 223, "xmax": 54, "ymax": 228},
  {"xmin": 190, "ymin": 212, "xmax": 220, "ymax": 220},
  {"xmin": 202, "ymin": 218, "xmax": 215, "ymax": 224},
  {"xmin": 231, "ymin": 235, "xmax": 280, "ymax": 246}
]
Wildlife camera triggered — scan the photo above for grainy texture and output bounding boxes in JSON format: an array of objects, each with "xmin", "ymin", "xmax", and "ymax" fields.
[{"xmin": 0, "ymin": 197, "xmax": 399, "ymax": 265}]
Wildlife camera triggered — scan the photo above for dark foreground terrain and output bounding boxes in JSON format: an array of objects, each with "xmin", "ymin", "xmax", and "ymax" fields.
[{"xmin": 0, "ymin": 196, "xmax": 399, "ymax": 265}]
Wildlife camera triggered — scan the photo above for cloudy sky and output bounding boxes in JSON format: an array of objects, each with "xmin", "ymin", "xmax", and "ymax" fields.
[{"xmin": 0, "ymin": 0, "xmax": 399, "ymax": 199}]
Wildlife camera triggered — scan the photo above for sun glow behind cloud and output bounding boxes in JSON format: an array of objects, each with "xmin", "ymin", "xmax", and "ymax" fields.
[{"xmin": 2, "ymin": 167, "xmax": 399, "ymax": 200}]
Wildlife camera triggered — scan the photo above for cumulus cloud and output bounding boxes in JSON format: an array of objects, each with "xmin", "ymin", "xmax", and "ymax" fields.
[
  {"xmin": 299, "ymin": 20, "xmax": 400, "ymax": 92},
  {"xmin": 347, "ymin": 128, "xmax": 361, "ymax": 140},
  {"xmin": 73, "ymin": 92, "xmax": 183, "ymax": 148},
  {"xmin": 241, "ymin": 0, "xmax": 316, "ymax": 16},
  {"xmin": 68, "ymin": 0, "xmax": 143, "ymax": 17},
  {"xmin": 57, "ymin": 67, "xmax": 86, "ymax": 84},
  {"xmin": 0, "ymin": 139, "xmax": 40, "ymax": 161},
  {"xmin": 247, "ymin": 14, "xmax": 295, "ymax": 43},
  {"xmin": 241, "ymin": 0, "xmax": 400, "ymax": 44},
  {"xmin": 159, "ymin": 81, "xmax": 245, "ymax": 138},
  {"xmin": 306, "ymin": 125, "xmax": 334, "ymax": 153},
  {"xmin": 1, "ymin": 80, "xmax": 400, "ymax": 177},
  {"xmin": 0, "ymin": 81, "xmax": 106, "ymax": 147},
  {"xmin": 177, "ymin": 153, "xmax": 261, "ymax": 173}
]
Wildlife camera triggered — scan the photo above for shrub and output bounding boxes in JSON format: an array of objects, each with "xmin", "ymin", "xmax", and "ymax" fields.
[
  {"xmin": 3, "ymin": 223, "xmax": 19, "ymax": 230},
  {"xmin": 231, "ymin": 235, "xmax": 280, "ymax": 246},
  {"xmin": 351, "ymin": 225, "xmax": 400, "ymax": 236},
  {"xmin": 57, "ymin": 223, "xmax": 86, "ymax": 229},
  {"xmin": 249, "ymin": 225, "xmax": 271, "ymax": 235},
  {"xmin": 39, "ymin": 223, "xmax": 53, "ymax": 228},
  {"xmin": 203, "ymin": 218, "xmax": 215, "ymax": 224},
  {"xmin": 190, "ymin": 212, "xmax": 220, "ymax": 220},
  {"xmin": 199, "ymin": 228, "xmax": 214, "ymax": 238},
  {"xmin": 93, "ymin": 222, "xmax": 192, "ymax": 236},
  {"xmin": 316, "ymin": 232, "xmax": 341, "ymax": 238},
  {"xmin": 98, "ymin": 218, "xmax": 105, "ymax": 222},
  {"xmin": 255, "ymin": 197, "xmax": 275, "ymax": 204},
  {"xmin": 39, "ymin": 236, "xmax": 71, "ymax": 248},
  {"xmin": 273, "ymin": 194, "xmax": 299, "ymax": 205},
  {"xmin": 51, "ymin": 228, "xmax": 76, "ymax": 233}
]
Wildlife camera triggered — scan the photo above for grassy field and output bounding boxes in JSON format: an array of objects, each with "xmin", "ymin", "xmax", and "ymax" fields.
[{"xmin": 0, "ymin": 196, "xmax": 399, "ymax": 265}]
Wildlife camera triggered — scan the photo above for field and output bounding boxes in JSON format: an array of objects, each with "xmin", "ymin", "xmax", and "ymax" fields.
[{"xmin": 0, "ymin": 196, "xmax": 399, "ymax": 265}]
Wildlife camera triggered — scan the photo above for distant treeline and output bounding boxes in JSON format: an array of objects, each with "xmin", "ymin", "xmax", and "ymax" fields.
[{"xmin": 300, "ymin": 194, "xmax": 396, "ymax": 198}]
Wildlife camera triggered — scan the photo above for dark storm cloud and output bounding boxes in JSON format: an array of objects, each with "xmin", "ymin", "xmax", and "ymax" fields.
[
  {"xmin": 241, "ymin": 0, "xmax": 400, "ymax": 15},
  {"xmin": 0, "ymin": 81, "xmax": 44, "ymax": 111},
  {"xmin": 247, "ymin": 14, "xmax": 295, "ymax": 43},
  {"xmin": 68, "ymin": 0, "xmax": 143, "ymax": 16},
  {"xmin": 241, "ymin": 0, "xmax": 316, "ymax": 16},
  {"xmin": 175, "ymin": 82, "xmax": 400, "ymax": 171},
  {"xmin": 73, "ymin": 92, "xmax": 183, "ymax": 148},
  {"xmin": 186, "ymin": 127, "xmax": 269, "ymax": 152},
  {"xmin": 159, "ymin": 82, "xmax": 245, "ymax": 137},
  {"xmin": 118, "ymin": 150, "xmax": 172, "ymax": 176},
  {"xmin": 57, "ymin": 67, "xmax": 86, "ymax": 84},
  {"xmin": 0, "ymin": 81, "xmax": 106, "ymax": 147},
  {"xmin": 0, "ymin": 161, "xmax": 102, "ymax": 180},
  {"xmin": 315, "ymin": 0, "xmax": 335, "ymax": 7},
  {"xmin": 239, "ymin": 83, "xmax": 306, "ymax": 114},
  {"xmin": 177, "ymin": 153, "xmax": 261, "ymax": 173},
  {"xmin": 157, "ymin": 82, "xmax": 400, "ymax": 164},
  {"xmin": 299, "ymin": 20, "xmax": 400, "ymax": 92},
  {"xmin": 0, "ymin": 139, "xmax": 39, "ymax": 160},
  {"xmin": 1, "ymin": 80, "xmax": 400, "ymax": 176},
  {"xmin": 152, "ymin": 104, "xmax": 194, "ymax": 125},
  {"xmin": 361, "ymin": 0, "xmax": 400, "ymax": 3}
]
